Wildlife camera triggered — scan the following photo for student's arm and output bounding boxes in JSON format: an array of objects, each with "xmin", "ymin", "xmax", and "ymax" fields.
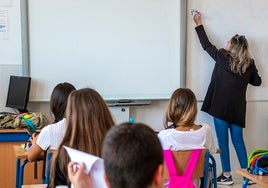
[
  {"xmin": 25, "ymin": 133, "xmax": 43, "ymax": 162},
  {"xmin": 205, "ymin": 125, "xmax": 219, "ymax": 154},
  {"xmin": 68, "ymin": 162, "xmax": 92, "ymax": 188}
]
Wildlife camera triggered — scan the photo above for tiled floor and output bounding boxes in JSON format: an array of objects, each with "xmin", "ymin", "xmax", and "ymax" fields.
[{"xmin": 217, "ymin": 172, "xmax": 260, "ymax": 188}]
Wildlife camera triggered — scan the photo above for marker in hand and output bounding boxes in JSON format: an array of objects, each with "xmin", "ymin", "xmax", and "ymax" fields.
[{"xmin": 191, "ymin": 9, "xmax": 200, "ymax": 16}]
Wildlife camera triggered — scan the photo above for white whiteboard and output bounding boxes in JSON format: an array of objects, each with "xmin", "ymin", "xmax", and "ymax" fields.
[
  {"xmin": 27, "ymin": 0, "xmax": 184, "ymax": 101},
  {"xmin": 186, "ymin": 0, "xmax": 267, "ymax": 101}
]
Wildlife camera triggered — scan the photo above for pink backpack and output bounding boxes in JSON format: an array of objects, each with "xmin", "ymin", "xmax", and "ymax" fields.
[{"xmin": 163, "ymin": 149, "xmax": 202, "ymax": 188}]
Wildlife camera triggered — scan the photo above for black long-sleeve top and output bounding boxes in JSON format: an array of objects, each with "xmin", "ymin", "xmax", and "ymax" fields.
[{"xmin": 195, "ymin": 25, "xmax": 262, "ymax": 128}]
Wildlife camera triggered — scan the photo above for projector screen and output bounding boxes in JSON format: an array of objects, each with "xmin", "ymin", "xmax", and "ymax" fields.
[{"xmin": 27, "ymin": 0, "xmax": 185, "ymax": 101}]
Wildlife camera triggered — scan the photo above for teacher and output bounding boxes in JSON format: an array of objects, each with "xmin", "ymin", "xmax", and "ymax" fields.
[{"xmin": 193, "ymin": 12, "xmax": 261, "ymax": 185}]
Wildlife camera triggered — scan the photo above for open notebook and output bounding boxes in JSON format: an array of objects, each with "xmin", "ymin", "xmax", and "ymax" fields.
[{"xmin": 63, "ymin": 146, "xmax": 107, "ymax": 188}]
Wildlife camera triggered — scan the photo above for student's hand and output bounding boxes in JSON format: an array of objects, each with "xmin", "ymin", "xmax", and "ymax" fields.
[
  {"xmin": 193, "ymin": 11, "xmax": 202, "ymax": 26},
  {"xmin": 68, "ymin": 161, "xmax": 92, "ymax": 188},
  {"xmin": 30, "ymin": 132, "xmax": 38, "ymax": 145}
]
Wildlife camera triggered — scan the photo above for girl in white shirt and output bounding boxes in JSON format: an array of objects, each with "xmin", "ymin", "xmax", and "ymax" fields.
[
  {"xmin": 26, "ymin": 82, "xmax": 76, "ymax": 162},
  {"xmin": 158, "ymin": 88, "xmax": 219, "ymax": 187}
]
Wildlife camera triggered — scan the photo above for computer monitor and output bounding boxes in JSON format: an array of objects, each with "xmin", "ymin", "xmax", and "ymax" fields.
[{"xmin": 5, "ymin": 75, "xmax": 31, "ymax": 113}]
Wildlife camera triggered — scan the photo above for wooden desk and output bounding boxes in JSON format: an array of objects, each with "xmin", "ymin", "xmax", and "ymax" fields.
[
  {"xmin": 14, "ymin": 145, "xmax": 44, "ymax": 188},
  {"xmin": 236, "ymin": 169, "xmax": 268, "ymax": 188},
  {"xmin": 0, "ymin": 129, "xmax": 44, "ymax": 188}
]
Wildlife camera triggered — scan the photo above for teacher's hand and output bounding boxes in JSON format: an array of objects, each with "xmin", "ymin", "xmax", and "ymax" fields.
[{"xmin": 193, "ymin": 11, "xmax": 202, "ymax": 26}]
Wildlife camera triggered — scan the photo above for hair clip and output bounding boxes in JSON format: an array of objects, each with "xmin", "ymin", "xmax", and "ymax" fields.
[{"xmin": 234, "ymin": 34, "xmax": 245, "ymax": 42}]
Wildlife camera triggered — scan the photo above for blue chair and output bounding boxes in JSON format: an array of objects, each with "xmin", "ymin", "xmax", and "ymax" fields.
[
  {"xmin": 163, "ymin": 149, "xmax": 217, "ymax": 188},
  {"xmin": 42, "ymin": 149, "xmax": 56, "ymax": 184},
  {"xmin": 15, "ymin": 149, "xmax": 55, "ymax": 188},
  {"xmin": 204, "ymin": 152, "xmax": 217, "ymax": 188},
  {"xmin": 15, "ymin": 157, "xmax": 43, "ymax": 188}
]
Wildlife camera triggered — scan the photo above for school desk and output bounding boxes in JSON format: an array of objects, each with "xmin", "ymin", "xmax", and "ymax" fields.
[
  {"xmin": 236, "ymin": 169, "xmax": 268, "ymax": 188},
  {"xmin": 14, "ymin": 145, "xmax": 44, "ymax": 188},
  {"xmin": 0, "ymin": 129, "xmax": 43, "ymax": 188}
]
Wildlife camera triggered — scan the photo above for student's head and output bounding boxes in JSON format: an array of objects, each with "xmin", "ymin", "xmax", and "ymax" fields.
[
  {"xmin": 49, "ymin": 88, "xmax": 115, "ymax": 187},
  {"xmin": 164, "ymin": 88, "xmax": 197, "ymax": 129},
  {"xmin": 226, "ymin": 34, "xmax": 251, "ymax": 74},
  {"xmin": 50, "ymin": 82, "xmax": 76, "ymax": 122},
  {"xmin": 64, "ymin": 87, "xmax": 115, "ymax": 156},
  {"xmin": 102, "ymin": 122, "xmax": 163, "ymax": 188}
]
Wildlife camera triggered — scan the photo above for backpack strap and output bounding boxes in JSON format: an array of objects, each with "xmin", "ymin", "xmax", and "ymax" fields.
[
  {"xmin": 163, "ymin": 149, "xmax": 178, "ymax": 177},
  {"xmin": 163, "ymin": 149, "xmax": 202, "ymax": 178},
  {"xmin": 182, "ymin": 149, "xmax": 202, "ymax": 179}
]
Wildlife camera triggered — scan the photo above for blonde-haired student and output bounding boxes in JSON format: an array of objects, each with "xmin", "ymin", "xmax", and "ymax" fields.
[{"xmin": 158, "ymin": 88, "xmax": 218, "ymax": 188}]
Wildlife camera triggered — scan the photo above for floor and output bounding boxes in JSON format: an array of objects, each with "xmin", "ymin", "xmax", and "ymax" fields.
[{"xmin": 217, "ymin": 173, "xmax": 260, "ymax": 188}]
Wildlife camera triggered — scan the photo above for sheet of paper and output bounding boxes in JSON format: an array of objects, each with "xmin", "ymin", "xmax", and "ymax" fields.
[{"xmin": 64, "ymin": 146, "xmax": 107, "ymax": 188}]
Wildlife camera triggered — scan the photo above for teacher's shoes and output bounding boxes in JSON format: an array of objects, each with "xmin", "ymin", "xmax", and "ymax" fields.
[{"xmin": 217, "ymin": 173, "xmax": 234, "ymax": 185}]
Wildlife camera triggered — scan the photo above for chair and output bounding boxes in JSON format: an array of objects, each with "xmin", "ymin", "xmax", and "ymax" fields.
[
  {"xmin": 42, "ymin": 149, "xmax": 56, "ymax": 184},
  {"xmin": 163, "ymin": 149, "xmax": 217, "ymax": 188}
]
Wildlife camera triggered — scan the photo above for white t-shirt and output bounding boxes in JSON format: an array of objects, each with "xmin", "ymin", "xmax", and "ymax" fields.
[
  {"xmin": 36, "ymin": 118, "xmax": 66, "ymax": 150},
  {"xmin": 158, "ymin": 124, "xmax": 217, "ymax": 154}
]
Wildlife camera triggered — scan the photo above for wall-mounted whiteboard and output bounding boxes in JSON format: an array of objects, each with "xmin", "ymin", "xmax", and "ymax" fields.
[
  {"xmin": 27, "ymin": 0, "xmax": 185, "ymax": 101},
  {"xmin": 186, "ymin": 0, "xmax": 267, "ymax": 101}
]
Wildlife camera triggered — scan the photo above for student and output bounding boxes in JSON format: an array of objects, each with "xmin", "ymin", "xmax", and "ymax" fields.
[
  {"xmin": 25, "ymin": 82, "xmax": 76, "ymax": 162},
  {"xmin": 158, "ymin": 88, "xmax": 218, "ymax": 188},
  {"xmin": 193, "ymin": 12, "xmax": 261, "ymax": 185},
  {"xmin": 68, "ymin": 122, "xmax": 164, "ymax": 188},
  {"xmin": 48, "ymin": 88, "xmax": 115, "ymax": 187}
]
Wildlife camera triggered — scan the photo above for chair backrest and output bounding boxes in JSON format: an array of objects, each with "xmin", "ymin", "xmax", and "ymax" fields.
[
  {"xmin": 43, "ymin": 149, "xmax": 56, "ymax": 184},
  {"xmin": 163, "ymin": 149, "xmax": 207, "ymax": 179}
]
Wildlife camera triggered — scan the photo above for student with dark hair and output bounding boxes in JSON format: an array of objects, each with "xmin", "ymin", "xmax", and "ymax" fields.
[
  {"xmin": 48, "ymin": 88, "xmax": 115, "ymax": 187},
  {"xmin": 193, "ymin": 11, "xmax": 261, "ymax": 185},
  {"xmin": 68, "ymin": 122, "xmax": 164, "ymax": 188},
  {"xmin": 26, "ymin": 82, "xmax": 76, "ymax": 162}
]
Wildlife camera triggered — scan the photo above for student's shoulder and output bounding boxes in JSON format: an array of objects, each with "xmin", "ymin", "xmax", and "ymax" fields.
[
  {"xmin": 158, "ymin": 128, "xmax": 175, "ymax": 138},
  {"xmin": 200, "ymin": 123, "xmax": 213, "ymax": 131},
  {"xmin": 40, "ymin": 118, "xmax": 65, "ymax": 133}
]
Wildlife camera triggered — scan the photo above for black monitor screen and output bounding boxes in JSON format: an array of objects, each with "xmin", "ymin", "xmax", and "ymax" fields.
[{"xmin": 6, "ymin": 75, "xmax": 31, "ymax": 112}]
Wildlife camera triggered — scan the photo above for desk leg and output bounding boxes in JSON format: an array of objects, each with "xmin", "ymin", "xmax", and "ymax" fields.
[
  {"xmin": 16, "ymin": 158, "xmax": 21, "ymax": 188},
  {"xmin": 242, "ymin": 178, "xmax": 249, "ymax": 188},
  {"xmin": 19, "ymin": 159, "xmax": 29, "ymax": 188}
]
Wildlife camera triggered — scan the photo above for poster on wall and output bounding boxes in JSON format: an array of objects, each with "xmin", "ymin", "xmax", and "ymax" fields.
[
  {"xmin": 0, "ymin": 11, "xmax": 8, "ymax": 39},
  {"xmin": 0, "ymin": 0, "xmax": 12, "ymax": 7}
]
